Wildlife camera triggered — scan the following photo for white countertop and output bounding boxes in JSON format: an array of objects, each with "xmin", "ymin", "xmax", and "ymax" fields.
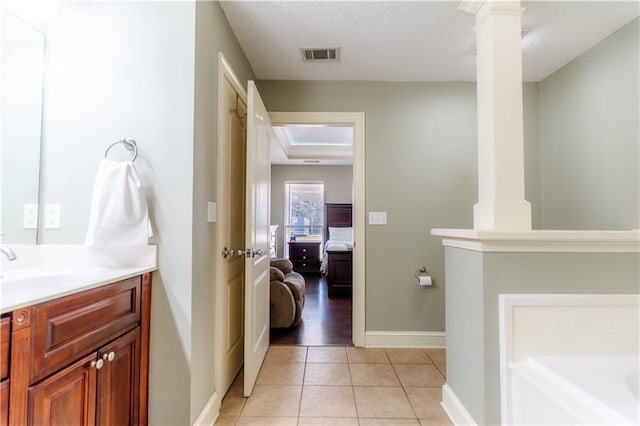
[{"xmin": 1, "ymin": 245, "xmax": 157, "ymax": 314}]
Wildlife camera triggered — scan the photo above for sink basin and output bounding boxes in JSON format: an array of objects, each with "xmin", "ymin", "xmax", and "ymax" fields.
[
  {"xmin": 1, "ymin": 267, "xmax": 109, "ymax": 288},
  {"xmin": 1, "ymin": 266, "xmax": 120, "ymax": 313}
]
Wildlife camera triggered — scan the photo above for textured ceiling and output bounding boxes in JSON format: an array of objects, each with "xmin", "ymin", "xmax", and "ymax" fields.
[{"xmin": 220, "ymin": 1, "xmax": 639, "ymax": 82}]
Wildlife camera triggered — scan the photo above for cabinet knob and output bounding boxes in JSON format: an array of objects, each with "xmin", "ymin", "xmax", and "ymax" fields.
[
  {"xmin": 103, "ymin": 351, "xmax": 115, "ymax": 362},
  {"xmin": 91, "ymin": 359, "xmax": 104, "ymax": 370}
]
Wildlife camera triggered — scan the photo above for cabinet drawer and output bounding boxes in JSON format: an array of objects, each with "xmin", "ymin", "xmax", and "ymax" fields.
[
  {"xmin": 1, "ymin": 316, "xmax": 9, "ymax": 381},
  {"xmin": 292, "ymin": 260, "xmax": 321, "ymax": 274},
  {"xmin": 288, "ymin": 243, "xmax": 320, "ymax": 259},
  {"xmin": 30, "ymin": 277, "xmax": 141, "ymax": 383}
]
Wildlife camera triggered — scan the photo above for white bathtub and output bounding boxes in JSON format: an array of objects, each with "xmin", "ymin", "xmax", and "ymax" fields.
[{"xmin": 510, "ymin": 356, "xmax": 640, "ymax": 425}]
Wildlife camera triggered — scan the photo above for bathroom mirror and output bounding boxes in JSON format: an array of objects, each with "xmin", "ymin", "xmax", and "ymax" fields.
[{"xmin": 0, "ymin": 8, "xmax": 45, "ymax": 244}]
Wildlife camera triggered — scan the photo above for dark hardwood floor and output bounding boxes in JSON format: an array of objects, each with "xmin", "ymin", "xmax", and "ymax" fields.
[{"xmin": 270, "ymin": 275, "xmax": 352, "ymax": 346}]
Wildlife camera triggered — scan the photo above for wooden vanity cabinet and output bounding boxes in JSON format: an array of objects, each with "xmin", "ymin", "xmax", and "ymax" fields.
[
  {"xmin": 5, "ymin": 273, "xmax": 152, "ymax": 426},
  {"xmin": 1, "ymin": 314, "xmax": 10, "ymax": 426}
]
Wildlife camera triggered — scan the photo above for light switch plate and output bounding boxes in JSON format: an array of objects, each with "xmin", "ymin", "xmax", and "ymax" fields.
[
  {"xmin": 368, "ymin": 211, "xmax": 387, "ymax": 225},
  {"xmin": 207, "ymin": 202, "xmax": 217, "ymax": 223},
  {"xmin": 24, "ymin": 204, "xmax": 38, "ymax": 229},
  {"xmin": 45, "ymin": 204, "xmax": 61, "ymax": 229}
]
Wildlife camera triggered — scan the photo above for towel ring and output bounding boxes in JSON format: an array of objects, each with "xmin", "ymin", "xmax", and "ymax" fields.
[{"xmin": 104, "ymin": 138, "xmax": 137, "ymax": 162}]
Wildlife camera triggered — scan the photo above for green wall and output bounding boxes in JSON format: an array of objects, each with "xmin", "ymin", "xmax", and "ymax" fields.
[
  {"xmin": 444, "ymin": 18, "xmax": 640, "ymax": 426},
  {"xmin": 257, "ymin": 81, "xmax": 541, "ymax": 332},
  {"xmin": 539, "ymin": 18, "xmax": 639, "ymax": 230},
  {"xmin": 192, "ymin": 1, "xmax": 255, "ymax": 422}
]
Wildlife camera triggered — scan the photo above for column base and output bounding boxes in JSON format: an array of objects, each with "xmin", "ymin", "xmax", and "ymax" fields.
[{"xmin": 473, "ymin": 200, "xmax": 532, "ymax": 231}]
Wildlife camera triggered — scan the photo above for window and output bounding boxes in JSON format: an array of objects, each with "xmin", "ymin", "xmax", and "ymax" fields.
[{"xmin": 284, "ymin": 182, "xmax": 324, "ymax": 249}]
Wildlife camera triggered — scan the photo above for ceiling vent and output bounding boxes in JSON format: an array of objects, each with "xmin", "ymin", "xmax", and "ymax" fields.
[{"xmin": 301, "ymin": 47, "xmax": 340, "ymax": 62}]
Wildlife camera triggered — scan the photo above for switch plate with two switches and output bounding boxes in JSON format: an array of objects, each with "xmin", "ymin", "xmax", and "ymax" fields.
[{"xmin": 368, "ymin": 211, "xmax": 387, "ymax": 225}]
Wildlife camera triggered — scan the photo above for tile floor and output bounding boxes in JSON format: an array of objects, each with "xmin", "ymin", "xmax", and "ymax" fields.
[{"xmin": 215, "ymin": 346, "xmax": 451, "ymax": 426}]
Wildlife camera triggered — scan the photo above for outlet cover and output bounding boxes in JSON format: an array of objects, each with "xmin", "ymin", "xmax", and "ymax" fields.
[
  {"xmin": 368, "ymin": 211, "xmax": 387, "ymax": 225},
  {"xmin": 45, "ymin": 204, "xmax": 61, "ymax": 229},
  {"xmin": 24, "ymin": 204, "xmax": 38, "ymax": 229}
]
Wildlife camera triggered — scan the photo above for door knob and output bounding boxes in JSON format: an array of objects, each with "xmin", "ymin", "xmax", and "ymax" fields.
[
  {"xmin": 91, "ymin": 359, "xmax": 104, "ymax": 370},
  {"xmin": 222, "ymin": 247, "xmax": 234, "ymax": 258},
  {"xmin": 252, "ymin": 248, "xmax": 264, "ymax": 257},
  {"xmin": 103, "ymin": 351, "xmax": 115, "ymax": 362}
]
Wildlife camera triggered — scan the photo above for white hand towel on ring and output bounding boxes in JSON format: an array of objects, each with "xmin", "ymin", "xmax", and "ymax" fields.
[{"xmin": 85, "ymin": 159, "xmax": 153, "ymax": 246}]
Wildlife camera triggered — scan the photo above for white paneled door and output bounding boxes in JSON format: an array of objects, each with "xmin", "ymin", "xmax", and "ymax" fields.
[{"xmin": 243, "ymin": 81, "xmax": 272, "ymax": 397}]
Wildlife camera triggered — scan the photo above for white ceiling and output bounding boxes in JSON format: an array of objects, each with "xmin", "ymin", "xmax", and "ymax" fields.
[
  {"xmin": 221, "ymin": 0, "xmax": 638, "ymax": 166},
  {"xmin": 220, "ymin": 0, "xmax": 639, "ymax": 83}
]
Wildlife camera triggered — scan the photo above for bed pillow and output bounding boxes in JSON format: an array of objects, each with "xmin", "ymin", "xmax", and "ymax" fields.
[{"xmin": 329, "ymin": 226, "xmax": 353, "ymax": 241}]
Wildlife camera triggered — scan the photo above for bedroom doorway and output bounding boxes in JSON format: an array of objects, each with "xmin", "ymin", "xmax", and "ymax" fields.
[{"xmin": 268, "ymin": 112, "xmax": 365, "ymax": 347}]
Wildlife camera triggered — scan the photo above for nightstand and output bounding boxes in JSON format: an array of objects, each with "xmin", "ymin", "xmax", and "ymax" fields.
[{"xmin": 287, "ymin": 241, "xmax": 321, "ymax": 275}]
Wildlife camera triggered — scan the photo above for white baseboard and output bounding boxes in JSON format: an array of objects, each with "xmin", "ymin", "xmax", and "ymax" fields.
[
  {"xmin": 441, "ymin": 383, "xmax": 477, "ymax": 426},
  {"xmin": 364, "ymin": 331, "xmax": 446, "ymax": 348},
  {"xmin": 192, "ymin": 390, "xmax": 221, "ymax": 426}
]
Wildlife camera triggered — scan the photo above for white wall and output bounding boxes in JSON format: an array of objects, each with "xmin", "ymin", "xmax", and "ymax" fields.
[
  {"xmin": 39, "ymin": 2, "xmax": 196, "ymax": 423},
  {"xmin": 37, "ymin": 2, "xmax": 255, "ymax": 423},
  {"xmin": 1, "ymin": 10, "xmax": 44, "ymax": 244}
]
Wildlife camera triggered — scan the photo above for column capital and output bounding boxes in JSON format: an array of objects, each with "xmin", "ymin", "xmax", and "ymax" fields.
[
  {"xmin": 460, "ymin": 0, "xmax": 524, "ymax": 18},
  {"xmin": 459, "ymin": 0, "xmax": 486, "ymax": 15}
]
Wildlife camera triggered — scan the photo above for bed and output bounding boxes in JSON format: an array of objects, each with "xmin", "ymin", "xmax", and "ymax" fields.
[{"xmin": 322, "ymin": 203, "xmax": 353, "ymax": 298}]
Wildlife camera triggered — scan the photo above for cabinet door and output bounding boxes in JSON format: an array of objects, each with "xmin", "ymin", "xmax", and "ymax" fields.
[
  {"xmin": 96, "ymin": 329, "xmax": 140, "ymax": 426},
  {"xmin": 1, "ymin": 380, "xmax": 8, "ymax": 426},
  {"xmin": 28, "ymin": 353, "xmax": 97, "ymax": 426}
]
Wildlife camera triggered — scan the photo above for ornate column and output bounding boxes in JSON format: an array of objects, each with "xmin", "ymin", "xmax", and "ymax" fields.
[{"xmin": 461, "ymin": 0, "xmax": 532, "ymax": 231}]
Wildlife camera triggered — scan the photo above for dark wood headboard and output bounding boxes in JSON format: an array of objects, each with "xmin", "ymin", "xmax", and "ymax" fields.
[{"xmin": 325, "ymin": 203, "xmax": 353, "ymax": 240}]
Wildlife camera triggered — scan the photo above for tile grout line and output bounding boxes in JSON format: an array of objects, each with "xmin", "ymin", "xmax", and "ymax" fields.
[
  {"xmin": 297, "ymin": 346, "xmax": 308, "ymax": 421},
  {"xmin": 217, "ymin": 347, "xmax": 448, "ymax": 425},
  {"xmin": 387, "ymin": 349, "xmax": 421, "ymax": 422}
]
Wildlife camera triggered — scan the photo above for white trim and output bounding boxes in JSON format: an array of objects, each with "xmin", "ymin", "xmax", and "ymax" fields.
[
  {"xmin": 431, "ymin": 228, "xmax": 640, "ymax": 253},
  {"xmin": 364, "ymin": 331, "xmax": 446, "ymax": 348},
  {"xmin": 269, "ymin": 111, "xmax": 366, "ymax": 347},
  {"xmin": 272, "ymin": 126, "xmax": 353, "ymax": 161},
  {"xmin": 498, "ymin": 294, "xmax": 515, "ymax": 425},
  {"xmin": 192, "ymin": 390, "xmax": 221, "ymax": 426},
  {"xmin": 441, "ymin": 383, "xmax": 477, "ymax": 426}
]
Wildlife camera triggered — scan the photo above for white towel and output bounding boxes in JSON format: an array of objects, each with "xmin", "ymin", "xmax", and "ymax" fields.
[{"xmin": 85, "ymin": 159, "xmax": 153, "ymax": 246}]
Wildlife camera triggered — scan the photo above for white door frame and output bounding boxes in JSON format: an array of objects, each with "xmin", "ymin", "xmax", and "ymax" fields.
[
  {"xmin": 270, "ymin": 111, "xmax": 366, "ymax": 347},
  {"xmin": 214, "ymin": 53, "xmax": 248, "ymax": 400}
]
